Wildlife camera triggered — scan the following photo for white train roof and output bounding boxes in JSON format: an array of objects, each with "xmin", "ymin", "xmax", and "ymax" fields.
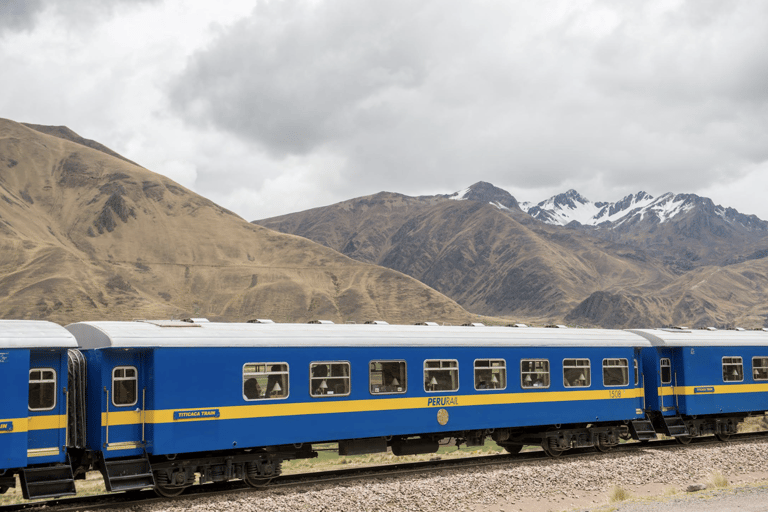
[
  {"xmin": 66, "ymin": 320, "xmax": 652, "ymax": 349},
  {"xmin": 630, "ymin": 328, "xmax": 768, "ymax": 347},
  {"xmin": 0, "ymin": 320, "xmax": 78, "ymax": 349}
]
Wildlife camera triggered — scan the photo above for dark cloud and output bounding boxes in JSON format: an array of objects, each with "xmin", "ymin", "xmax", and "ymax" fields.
[
  {"xmin": 169, "ymin": 0, "xmax": 768, "ymax": 203},
  {"xmin": 0, "ymin": 0, "xmax": 44, "ymax": 33},
  {"xmin": 0, "ymin": 0, "xmax": 160, "ymax": 35}
]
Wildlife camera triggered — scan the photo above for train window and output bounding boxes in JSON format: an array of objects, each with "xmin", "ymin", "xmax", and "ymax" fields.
[
  {"xmin": 29, "ymin": 368, "xmax": 56, "ymax": 411},
  {"xmin": 634, "ymin": 359, "xmax": 639, "ymax": 386},
  {"xmin": 112, "ymin": 366, "xmax": 137, "ymax": 406},
  {"xmin": 753, "ymin": 357, "xmax": 768, "ymax": 381},
  {"xmin": 474, "ymin": 359, "xmax": 507, "ymax": 390},
  {"xmin": 370, "ymin": 361, "xmax": 407, "ymax": 394},
  {"xmin": 243, "ymin": 363, "xmax": 289, "ymax": 400},
  {"xmin": 310, "ymin": 362, "xmax": 350, "ymax": 397},
  {"xmin": 521, "ymin": 360, "xmax": 550, "ymax": 389},
  {"xmin": 563, "ymin": 359, "xmax": 590, "ymax": 387},
  {"xmin": 660, "ymin": 358, "xmax": 671, "ymax": 384},
  {"xmin": 723, "ymin": 357, "xmax": 744, "ymax": 382},
  {"xmin": 424, "ymin": 360, "xmax": 459, "ymax": 392},
  {"xmin": 603, "ymin": 359, "xmax": 629, "ymax": 387}
]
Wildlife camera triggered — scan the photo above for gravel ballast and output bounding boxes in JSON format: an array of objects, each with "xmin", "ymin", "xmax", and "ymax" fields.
[{"xmin": 118, "ymin": 438, "xmax": 768, "ymax": 512}]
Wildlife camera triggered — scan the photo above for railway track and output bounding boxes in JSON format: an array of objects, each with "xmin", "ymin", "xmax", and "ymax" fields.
[{"xmin": 2, "ymin": 431, "xmax": 767, "ymax": 512}]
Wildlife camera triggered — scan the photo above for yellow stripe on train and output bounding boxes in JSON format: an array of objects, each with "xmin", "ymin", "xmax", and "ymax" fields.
[
  {"xmin": 657, "ymin": 382, "xmax": 768, "ymax": 397},
  {"xmin": 100, "ymin": 387, "xmax": 645, "ymax": 426}
]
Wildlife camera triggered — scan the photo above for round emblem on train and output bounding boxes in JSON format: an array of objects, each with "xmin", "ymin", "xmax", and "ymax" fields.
[{"xmin": 437, "ymin": 408, "xmax": 449, "ymax": 425}]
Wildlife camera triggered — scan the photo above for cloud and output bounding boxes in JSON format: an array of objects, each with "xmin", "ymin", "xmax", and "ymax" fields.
[{"xmin": 170, "ymin": 0, "xmax": 768, "ymax": 214}]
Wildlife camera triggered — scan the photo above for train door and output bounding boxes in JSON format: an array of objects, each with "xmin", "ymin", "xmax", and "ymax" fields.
[
  {"xmin": 27, "ymin": 350, "xmax": 67, "ymax": 463},
  {"xmin": 103, "ymin": 350, "xmax": 146, "ymax": 454},
  {"xmin": 658, "ymin": 349, "xmax": 677, "ymax": 414}
]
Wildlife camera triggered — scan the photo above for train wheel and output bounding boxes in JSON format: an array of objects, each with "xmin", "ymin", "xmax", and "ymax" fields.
[
  {"xmin": 244, "ymin": 475, "xmax": 274, "ymax": 488},
  {"xmin": 542, "ymin": 442, "xmax": 564, "ymax": 458},
  {"xmin": 594, "ymin": 440, "xmax": 613, "ymax": 452},
  {"xmin": 715, "ymin": 432, "xmax": 731, "ymax": 442},
  {"xmin": 154, "ymin": 484, "xmax": 187, "ymax": 498},
  {"xmin": 675, "ymin": 435, "xmax": 693, "ymax": 445},
  {"xmin": 503, "ymin": 444, "xmax": 523, "ymax": 454}
]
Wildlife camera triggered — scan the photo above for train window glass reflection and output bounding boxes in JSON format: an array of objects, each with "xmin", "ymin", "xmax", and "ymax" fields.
[
  {"xmin": 660, "ymin": 358, "xmax": 671, "ymax": 384},
  {"xmin": 603, "ymin": 359, "xmax": 629, "ymax": 387},
  {"xmin": 112, "ymin": 366, "xmax": 137, "ymax": 406},
  {"xmin": 370, "ymin": 361, "xmax": 407, "ymax": 394},
  {"xmin": 563, "ymin": 359, "xmax": 590, "ymax": 388},
  {"xmin": 723, "ymin": 357, "xmax": 743, "ymax": 382},
  {"xmin": 752, "ymin": 357, "xmax": 768, "ymax": 381},
  {"xmin": 634, "ymin": 359, "xmax": 639, "ymax": 386},
  {"xmin": 474, "ymin": 359, "xmax": 506, "ymax": 390},
  {"xmin": 521, "ymin": 360, "xmax": 549, "ymax": 389},
  {"xmin": 29, "ymin": 368, "xmax": 56, "ymax": 411},
  {"xmin": 424, "ymin": 360, "xmax": 459, "ymax": 392},
  {"xmin": 310, "ymin": 362, "xmax": 350, "ymax": 397},
  {"xmin": 243, "ymin": 363, "xmax": 289, "ymax": 400}
]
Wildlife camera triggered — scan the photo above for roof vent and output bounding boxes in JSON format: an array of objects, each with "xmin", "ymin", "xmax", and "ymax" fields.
[
  {"xmin": 706, "ymin": 326, "xmax": 718, "ymax": 331},
  {"xmin": 545, "ymin": 324, "xmax": 567, "ymax": 329},
  {"xmin": 416, "ymin": 322, "xmax": 439, "ymax": 326},
  {"xmin": 462, "ymin": 323, "xmax": 485, "ymax": 327},
  {"xmin": 507, "ymin": 323, "xmax": 528, "ymax": 328},
  {"xmin": 365, "ymin": 320, "xmax": 389, "ymax": 325},
  {"xmin": 247, "ymin": 319, "xmax": 275, "ymax": 324},
  {"xmin": 308, "ymin": 320, "xmax": 334, "ymax": 324},
  {"xmin": 182, "ymin": 318, "xmax": 209, "ymax": 323},
  {"xmin": 734, "ymin": 327, "xmax": 746, "ymax": 331}
]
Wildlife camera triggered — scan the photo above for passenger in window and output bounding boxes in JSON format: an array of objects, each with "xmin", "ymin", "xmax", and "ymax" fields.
[
  {"xmin": 244, "ymin": 378, "xmax": 262, "ymax": 399},
  {"xmin": 476, "ymin": 370, "xmax": 491, "ymax": 389}
]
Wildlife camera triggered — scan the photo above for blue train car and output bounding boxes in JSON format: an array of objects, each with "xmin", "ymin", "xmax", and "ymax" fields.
[
  {"xmin": 633, "ymin": 328, "xmax": 768, "ymax": 442},
  {"xmin": 65, "ymin": 320, "xmax": 654, "ymax": 496},
  {"xmin": 0, "ymin": 320, "xmax": 79, "ymax": 499}
]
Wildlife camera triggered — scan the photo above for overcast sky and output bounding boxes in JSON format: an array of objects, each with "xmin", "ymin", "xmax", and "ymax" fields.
[{"xmin": 2, "ymin": 0, "xmax": 767, "ymax": 221}]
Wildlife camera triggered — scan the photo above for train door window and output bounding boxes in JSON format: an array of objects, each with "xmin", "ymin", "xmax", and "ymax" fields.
[
  {"xmin": 603, "ymin": 359, "xmax": 629, "ymax": 387},
  {"xmin": 563, "ymin": 359, "xmax": 590, "ymax": 388},
  {"xmin": 243, "ymin": 363, "xmax": 289, "ymax": 400},
  {"xmin": 634, "ymin": 359, "xmax": 639, "ymax": 386},
  {"xmin": 723, "ymin": 357, "xmax": 744, "ymax": 382},
  {"xmin": 310, "ymin": 362, "xmax": 350, "ymax": 397},
  {"xmin": 112, "ymin": 366, "xmax": 138, "ymax": 406},
  {"xmin": 370, "ymin": 361, "xmax": 407, "ymax": 394},
  {"xmin": 521, "ymin": 360, "xmax": 550, "ymax": 389},
  {"xmin": 660, "ymin": 358, "xmax": 671, "ymax": 384},
  {"xmin": 29, "ymin": 368, "xmax": 56, "ymax": 411},
  {"xmin": 752, "ymin": 357, "xmax": 768, "ymax": 381},
  {"xmin": 474, "ymin": 359, "xmax": 506, "ymax": 390},
  {"xmin": 424, "ymin": 360, "xmax": 459, "ymax": 392}
]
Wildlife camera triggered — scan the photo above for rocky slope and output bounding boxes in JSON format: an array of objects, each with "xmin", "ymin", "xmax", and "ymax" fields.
[
  {"xmin": 256, "ymin": 182, "xmax": 768, "ymax": 328},
  {"xmin": 0, "ymin": 118, "xmax": 472, "ymax": 325}
]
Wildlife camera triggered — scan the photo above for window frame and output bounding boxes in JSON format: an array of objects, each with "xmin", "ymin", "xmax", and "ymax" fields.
[
  {"xmin": 660, "ymin": 358, "xmax": 672, "ymax": 384},
  {"xmin": 243, "ymin": 362, "xmax": 290, "ymax": 401},
  {"xmin": 634, "ymin": 359, "xmax": 639, "ymax": 386},
  {"xmin": 723, "ymin": 356, "xmax": 744, "ymax": 383},
  {"xmin": 310, "ymin": 361, "xmax": 351, "ymax": 398},
  {"xmin": 423, "ymin": 359, "xmax": 459, "ymax": 393},
  {"xmin": 602, "ymin": 358, "xmax": 630, "ymax": 387},
  {"xmin": 752, "ymin": 357, "xmax": 768, "ymax": 381},
  {"xmin": 112, "ymin": 366, "xmax": 138, "ymax": 407},
  {"xmin": 562, "ymin": 358, "xmax": 591, "ymax": 388},
  {"xmin": 28, "ymin": 368, "xmax": 57, "ymax": 412},
  {"xmin": 473, "ymin": 359, "xmax": 507, "ymax": 391},
  {"xmin": 520, "ymin": 359, "xmax": 550, "ymax": 389},
  {"xmin": 369, "ymin": 360, "xmax": 407, "ymax": 395}
]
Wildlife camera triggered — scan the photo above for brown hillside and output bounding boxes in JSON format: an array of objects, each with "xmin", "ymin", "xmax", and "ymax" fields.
[{"xmin": 0, "ymin": 118, "xmax": 472, "ymax": 325}]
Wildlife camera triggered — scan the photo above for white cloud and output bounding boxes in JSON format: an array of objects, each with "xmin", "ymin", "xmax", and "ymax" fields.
[{"xmin": 3, "ymin": 0, "xmax": 768, "ymax": 221}]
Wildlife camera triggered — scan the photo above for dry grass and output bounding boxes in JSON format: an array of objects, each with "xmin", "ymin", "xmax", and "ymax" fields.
[
  {"xmin": 608, "ymin": 486, "xmax": 632, "ymax": 503},
  {"xmin": 710, "ymin": 471, "xmax": 729, "ymax": 488}
]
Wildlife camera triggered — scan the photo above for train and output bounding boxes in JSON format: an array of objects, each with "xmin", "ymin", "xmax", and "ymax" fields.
[{"xmin": 2, "ymin": 318, "xmax": 767, "ymax": 499}]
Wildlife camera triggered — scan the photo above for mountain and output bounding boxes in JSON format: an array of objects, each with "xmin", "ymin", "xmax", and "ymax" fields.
[
  {"xmin": 255, "ymin": 182, "xmax": 768, "ymax": 328},
  {"xmin": 524, "ymin": 190, "xmax": 768, "ymax": 269},
  {"xmin": 0, "ymin": 118, "xmax": 473, "ymax": 325}
]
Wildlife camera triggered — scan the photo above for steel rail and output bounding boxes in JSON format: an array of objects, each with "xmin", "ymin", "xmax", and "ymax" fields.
[{"xmin": 2, "ymin": 431, "xmax": 767, "ymax": 512}]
